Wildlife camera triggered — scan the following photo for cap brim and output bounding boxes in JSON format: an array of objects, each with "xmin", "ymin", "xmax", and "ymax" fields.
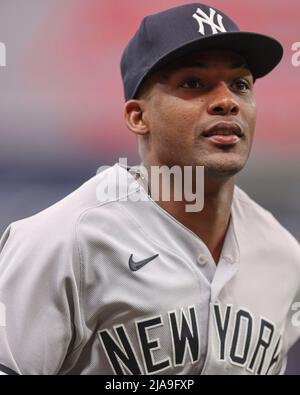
[{"xmin": 134, "ymin": 32, "xmax": 283, "ymax": 98}]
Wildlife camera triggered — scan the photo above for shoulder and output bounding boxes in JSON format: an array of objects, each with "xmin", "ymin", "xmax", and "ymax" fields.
[
  {"xmin": 0, "ymin": 164, "xmax": 137, "ymax": 250},
  {"xmin": 233, "ymin": 186, "xmax": 300, "ymax": 259},
  {"xmin": 1, "ymin": 164, "xmax": 137, "ymax": 251}
]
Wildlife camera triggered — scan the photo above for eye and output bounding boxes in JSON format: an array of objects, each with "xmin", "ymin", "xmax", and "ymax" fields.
[
  {"xmin": 232, "ymin": 79, "xmax": 251, "ymax": 92},
  {"xmin": 181, "ymin": 77, "xmax": 204, "ymax": 89}
]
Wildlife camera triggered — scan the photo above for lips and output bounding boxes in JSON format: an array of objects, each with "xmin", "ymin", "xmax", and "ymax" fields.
[
  {"xmin": 202, "ymin": 122, "xmax": 244, "ymax": 146},
  {"xmin": 202, "ymin": 122, "xmax": 244, "ymax": 138}
]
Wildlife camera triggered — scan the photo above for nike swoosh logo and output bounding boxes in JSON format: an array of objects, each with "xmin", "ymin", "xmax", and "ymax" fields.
[{"xmin": 129, "ymin": 254, "xmax": 159, "ymax": 272}]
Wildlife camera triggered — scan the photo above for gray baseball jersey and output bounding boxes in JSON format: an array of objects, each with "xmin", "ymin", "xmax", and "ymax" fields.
[{"xmin": 0, "ymin": 163, "xmax": 299, "ymax": 375}]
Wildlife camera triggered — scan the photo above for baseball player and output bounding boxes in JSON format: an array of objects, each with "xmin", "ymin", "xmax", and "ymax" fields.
[{"xmin": 0, "ymin": 3, "xmax": 299, "ymax": 375}]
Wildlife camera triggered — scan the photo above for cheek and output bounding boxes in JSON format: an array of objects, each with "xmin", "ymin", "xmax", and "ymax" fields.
[
  {"xmin": 149, "ymin": 96, "xmax": 202, "ymax": 142},
  {"xmin": 242, "ymin": 99, "xmax": 257, "ymax": 133}
]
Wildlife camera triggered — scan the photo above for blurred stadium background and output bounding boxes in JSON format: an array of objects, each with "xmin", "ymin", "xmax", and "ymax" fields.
[{"xmin": 0, "ymin": 0, "xmax": 299, "ymax": 374}]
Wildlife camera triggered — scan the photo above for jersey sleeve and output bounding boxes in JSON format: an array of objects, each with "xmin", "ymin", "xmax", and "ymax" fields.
[
  {"xmin": 285, "ymin": 289, "xmax": 300, "ymax": 353},
  {"xmin": 0, "ymin": 220, "xmax": 85, "ymax": 375},
  {"xmin": 283, "ymin": 234, "xmax": 300, "ymax": 357}
]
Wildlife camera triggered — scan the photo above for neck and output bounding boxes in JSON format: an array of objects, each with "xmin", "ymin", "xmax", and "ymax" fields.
[{"xmin": 143, "ymin": 164, "xmax": 235, "ymax": 265}]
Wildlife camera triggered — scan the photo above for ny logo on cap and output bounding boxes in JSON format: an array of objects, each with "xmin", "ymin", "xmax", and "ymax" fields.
[{"xmin": 193, "ymin": 7, "xmax": 227, "ymax": 35}]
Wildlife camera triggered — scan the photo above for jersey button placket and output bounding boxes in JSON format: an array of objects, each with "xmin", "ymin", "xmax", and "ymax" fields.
[
  {"xmin": 197, "ymin": 254, "xmax": 208, "ymax": 266},
  {"xmin": 196, "ymin": 253, "xmax": 217, "ymax": 284}
]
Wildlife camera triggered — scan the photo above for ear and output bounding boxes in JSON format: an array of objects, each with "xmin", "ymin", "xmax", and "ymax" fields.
[{"xmin": 124, "ymin": 100, "xmax": 149, "ymax": 136}]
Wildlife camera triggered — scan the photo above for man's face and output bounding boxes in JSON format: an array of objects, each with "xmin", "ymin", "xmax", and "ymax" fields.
[{"xmin": 140, "ymin": 49, "xmax": 257, "ymax": 178}]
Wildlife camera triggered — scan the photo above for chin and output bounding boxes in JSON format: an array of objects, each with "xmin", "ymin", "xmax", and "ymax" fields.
[{"xmin": 202, "ymin": 154, "xmax": 248, "ymax": 178}]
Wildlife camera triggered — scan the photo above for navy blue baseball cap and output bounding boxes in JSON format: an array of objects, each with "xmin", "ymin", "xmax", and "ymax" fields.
[{"xmin": 120, "ymin": 3, "xmax": 283, "ymax": 101}]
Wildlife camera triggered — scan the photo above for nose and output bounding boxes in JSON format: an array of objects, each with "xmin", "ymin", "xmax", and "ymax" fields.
[{"xmin": 207, "ymin": 84, "xmax": 240, "ymax": 116}]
